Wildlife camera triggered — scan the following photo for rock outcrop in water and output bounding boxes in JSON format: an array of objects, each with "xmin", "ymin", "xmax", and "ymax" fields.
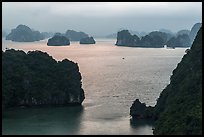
[
  {"xmin": 130, "ymin": 99, "xmax": 154, "ymax": 119},
  {"xmin": 115, "ymin": 30, "xmax": 140, "ymax": 46},
  {"xmin": 166, "ymin": 34, "xmax": 191, "ymax": 48},
  {"xmin": 107, "ymin": 31, "xmax": 147, "ymax": 39},
  {"xmin": 116, "ymin": 24, "xmax": 202, "ymax": 48},
  {"xmin": 6, "ymin": 24, "xmax": 44, "ymax": 42},
  {"xmin": 116, "ymin": 30, "xmax": 169, "ymax": 48},
  {"xmin": 130, "ymin": 27, "xmax": 202, "ymax": 135},
  {"xmin": 80, "ymin": 37, "xmax": 96, "ymax": 44},
  {"xmin": 65, "ymin": 30, "xmax": 89, "ymax": 41},
  {"xmin": 2, "ymin": 49, "xmax": 85, "ymax": 109},
  {"xmin": 165, "ymin": 23, "xmax": 202, "ymax": 48},
  {"xmin": 140, "ymin": 31, "xmax": 168, "ymax": 48},
  {"xmin": 47, "ymin": 35, "xmax": 70, "ymax": 46}
]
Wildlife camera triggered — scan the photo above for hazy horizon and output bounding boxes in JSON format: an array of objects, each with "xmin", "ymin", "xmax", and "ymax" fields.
[{"xmin": 2, "ymin": 2, "xmax": 202, "ymax": 37}]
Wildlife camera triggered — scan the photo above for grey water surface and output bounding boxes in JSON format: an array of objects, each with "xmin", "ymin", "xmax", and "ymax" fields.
[{"xmin": 2, "ymin": 38, "xmax": 187, "ymax": 135}]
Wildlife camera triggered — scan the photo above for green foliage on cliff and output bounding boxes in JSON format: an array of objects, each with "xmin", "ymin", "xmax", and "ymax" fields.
[
  {"xmin": 153, "ymin": 27, "xmax": 202, "ymax": 135},
  {"xmin": 2, "ymin": 49, "xmax": 85, "ymax": 109},
  {"xmin": 130, "ymin": 27, "xmax": 202, "ymax": 135}
]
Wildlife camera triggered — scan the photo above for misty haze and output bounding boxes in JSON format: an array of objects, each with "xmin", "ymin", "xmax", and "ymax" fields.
[
  {"xmin": 2, "ymin": 2, "xmax": 202, "ymax": 135},
  {"xmin": 2, "ymin": 2, "xmax": 202, "ymax": 37}
]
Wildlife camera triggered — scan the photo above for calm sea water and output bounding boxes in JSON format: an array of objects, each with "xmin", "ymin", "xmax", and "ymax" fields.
[{"xmin": 2, "ymin": 38, "xmax": 187, "ymax": 135}]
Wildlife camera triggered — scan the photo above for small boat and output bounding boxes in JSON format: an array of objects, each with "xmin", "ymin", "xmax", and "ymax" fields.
[{"xmin": 164, "ymin": 45, "xmax": 167, "ymax": 48}]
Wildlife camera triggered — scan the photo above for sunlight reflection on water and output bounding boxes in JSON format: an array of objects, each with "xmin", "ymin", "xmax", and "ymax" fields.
[{"xmin": 2, "ymin": 38, "xmax": 186, "ymax": 135}]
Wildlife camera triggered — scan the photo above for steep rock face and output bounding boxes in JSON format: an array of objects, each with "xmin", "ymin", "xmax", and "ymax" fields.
[
  {"xmin": 80, "ymin": 37, "xmax": 96, "ymax": 44},
  {"xmin": 130, "ymin": 99, "xmax": 154, "ymax": 119},
  {"xmin": 130, "ymin": 27, "xmax": 202, "ymax": 135},
  {"xmin": 47, "ymin": 35, "xmax": 70, "ymax": 46},
  {"xmin": 158, "ymin": 29, "xmax": 175, "ymax": 42},
  {"xmin": 2, "ymin": 49, "xmax": 85, "ymax": 108},
  {"xmin": 176, "ymin": 29, "xmax": 190, "ymax": 36},
  {"xmin": 115, "ymin": 30, "xmax": 140, "ymax": 46},
  {"xmin": 6, "ymin": 25, "xmax": 44, "ymax": 42},
  {"xmin": 166, "ymin": 34, "xmax": 191, "ymax": 48},
  {"xmin": 116, "ymin": 30, "xmax": 168, "ymax": 48},
  {"xmin": 140, "ymin": 31, "xmax": 168, "ymax": 48},
  {"xmin": 65, "ymin": 30, "xmax": 89, "ymax": 41},
  {"xmin": 153, "ymin": 27, "xmax": 202, "ymax": 135},
  {"xmin": 189, "ymin": 23, "xmax": 202, "ymax": 43}
]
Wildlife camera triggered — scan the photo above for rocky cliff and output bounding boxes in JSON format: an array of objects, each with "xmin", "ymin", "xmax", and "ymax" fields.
[
  {"xmin": 47, "ymin": 35, "xmax": 70, "ymax": 46},
  {"xmin": 166, "ymin": 34, "xmax": 191, "ymax": 48},
  {"xmin": 115, "ymin": 30, "xmax": 140, "ymax": 47},
  {"xmin": 6, "ymin": 25, "xmax": 44, "ymax": 42},
  {"xmin": 189, "ymin": 23, "xmax": 202, "ymax": 44},
  {"xmin": 65, "ymin": 30, "xmax": 89, "ymax": 41},
  {"xmin": 116, "ymin": 30, "xmax": 169, "ymax": 48},
  {"xmin": 140, "ymin": 31, "xmax": 168, "ymax": 48},
  {"xmin": 116, "ymin": 23, "xmax": 201, "ymax": 48},
  {"xmin": 2, "ymin": 49, "xmax": 85, "ymax": 108},
  {"xmin": 80, "ymin": 37, "xmax": 96, "ymax": 44},
  {"xmin": 130, "ymin": 27, "xmax": 202, "ymax": 135}
]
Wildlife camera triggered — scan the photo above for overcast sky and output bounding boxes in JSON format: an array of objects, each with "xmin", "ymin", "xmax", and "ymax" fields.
[{"xmin": 2, "ymin": 2, "xmax": 202, "ymax": 36}]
